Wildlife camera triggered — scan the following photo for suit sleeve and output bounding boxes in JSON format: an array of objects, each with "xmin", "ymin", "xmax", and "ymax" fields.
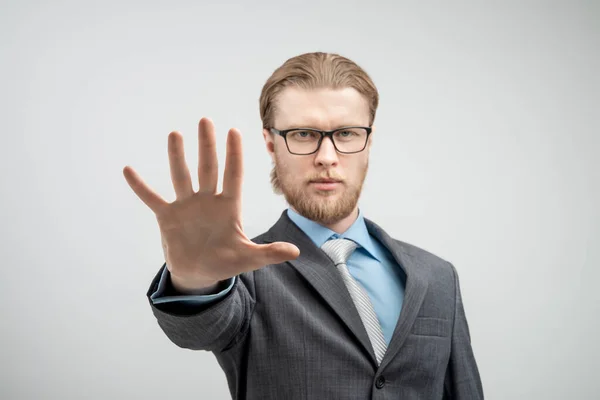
[
  {"xmin": 149, "ymin": 263, "xmax": 235, "ymax": 305},
  {"xmin": 443, "ymin": 262, "xmax": 484, "ymax": 399},
  {"xmin": 146, "ymin": 263, "xmax": 255, "ymax": 353}
]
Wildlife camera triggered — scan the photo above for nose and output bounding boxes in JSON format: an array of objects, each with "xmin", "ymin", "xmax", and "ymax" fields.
[{"xmin": 314, "ymin": 136, "xmax": 339, "ymax": 167}]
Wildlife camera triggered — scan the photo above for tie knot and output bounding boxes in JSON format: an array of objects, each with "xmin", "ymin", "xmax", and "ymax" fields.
[{"xmin": 321, "ymin": 238, "xmax": 358, "ymax": 265}]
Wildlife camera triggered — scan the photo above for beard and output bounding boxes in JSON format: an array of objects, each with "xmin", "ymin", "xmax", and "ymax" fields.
[{"xmin": 270, "ymin": 156, "xmax": 369, "ymax": 225}]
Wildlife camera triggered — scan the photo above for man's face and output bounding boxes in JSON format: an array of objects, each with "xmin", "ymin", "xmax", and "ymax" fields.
[{"xmin": 263, "ymin": 87, "xmax": 374, "ymax": 225}]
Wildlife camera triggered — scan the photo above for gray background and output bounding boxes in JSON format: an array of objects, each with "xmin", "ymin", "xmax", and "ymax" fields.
[{"xmin": 1, "ymin": 0, "xmax": 598, "ymax": 399}]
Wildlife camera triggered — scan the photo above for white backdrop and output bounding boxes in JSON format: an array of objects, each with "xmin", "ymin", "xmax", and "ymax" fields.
[{"xmin": 1, "ymin": 1, "xmax": 598, "ymax": 399}]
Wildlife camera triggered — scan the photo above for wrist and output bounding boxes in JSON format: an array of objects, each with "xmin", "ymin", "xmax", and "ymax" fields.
[{"xmin": 170, "ymin": 273, "xmax": 220, "ymax": 295}]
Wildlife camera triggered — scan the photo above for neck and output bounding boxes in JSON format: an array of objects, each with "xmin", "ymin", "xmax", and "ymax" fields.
[{"xmin": 326, "ymin": 208, "xmax": 359, "ymax": 234}]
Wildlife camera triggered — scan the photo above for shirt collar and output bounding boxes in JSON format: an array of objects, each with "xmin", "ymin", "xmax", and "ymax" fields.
[{"xmin": 286, "ymin": 207, "xmax": 381, "ymax": 262}]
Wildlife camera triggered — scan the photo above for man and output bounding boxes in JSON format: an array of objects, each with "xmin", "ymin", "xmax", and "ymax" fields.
[{"xmin": 123, "ymin": 52, "xmax": 483, "ymax": 399}]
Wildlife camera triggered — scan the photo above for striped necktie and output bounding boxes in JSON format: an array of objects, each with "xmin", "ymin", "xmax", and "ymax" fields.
[{"xmin": 321, "ymin": 238, "xmax": 387, "ymax": 365}]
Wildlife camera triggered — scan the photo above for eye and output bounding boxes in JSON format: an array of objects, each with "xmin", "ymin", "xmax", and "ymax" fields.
[
  {"xmin": 289, "ymin": 130, "xmax": 319, "ymax": 140},
  {"xmin": 334, "ymin": 129, "xmax": 359, "ymax": 139}
]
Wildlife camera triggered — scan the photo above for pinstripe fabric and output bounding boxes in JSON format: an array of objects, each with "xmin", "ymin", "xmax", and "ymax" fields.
[
  {"xmin": 321, "ymin": 238, "xmax": 388, "ymax": 365},
  {"xmin": 149, "ymin": 210, "xmax": 485, "ymax": 398}
]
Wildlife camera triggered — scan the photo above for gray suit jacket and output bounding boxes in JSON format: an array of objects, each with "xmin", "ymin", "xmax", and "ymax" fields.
[{"xmin": 147, "ymin": 210, "xmax": 484, "ymax": 399}]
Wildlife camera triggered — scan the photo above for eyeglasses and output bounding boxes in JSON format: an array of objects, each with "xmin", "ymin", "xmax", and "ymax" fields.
[{"xmin": 269, "ymin": 126, "xmax": 372, "ymax": 155}]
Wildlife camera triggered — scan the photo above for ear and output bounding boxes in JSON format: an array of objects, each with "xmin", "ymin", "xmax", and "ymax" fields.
[
  {"xmin": 367, "ymin": 125, "xmax": 375, "ymax": 151},
  {"xmin": 263, "ymin": 128, "xmax": 276, "ymax": 159}
]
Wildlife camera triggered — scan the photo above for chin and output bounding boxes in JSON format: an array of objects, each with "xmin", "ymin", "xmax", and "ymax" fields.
[{"xmin": 312, "ymin": 190, "xmax": 341, "ymax": 198}]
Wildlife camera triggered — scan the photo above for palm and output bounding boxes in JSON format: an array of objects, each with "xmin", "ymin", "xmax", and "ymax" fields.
[{"xmin": 123, "ymin": 118, "xmax": 299, "ymax": 288}]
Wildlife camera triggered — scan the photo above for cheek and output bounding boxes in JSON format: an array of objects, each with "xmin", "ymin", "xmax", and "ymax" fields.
[
  {"xmin": 347, "ymin": 159, "xmax": 367, "ymax": 182},
  {"xmin": 277, "ymin": 155, "xmax": 305, "ymax": 180}
]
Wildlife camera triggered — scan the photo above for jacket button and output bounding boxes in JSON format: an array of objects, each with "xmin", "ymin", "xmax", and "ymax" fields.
[{"xmin": 375, "ymin": 375, "xmax": 386, "ymax": 389}]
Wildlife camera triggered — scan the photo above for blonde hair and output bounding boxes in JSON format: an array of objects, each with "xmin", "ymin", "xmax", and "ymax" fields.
[{"xmin": 259, "ymin": 52, "xmax": 379, "ymax": 129}]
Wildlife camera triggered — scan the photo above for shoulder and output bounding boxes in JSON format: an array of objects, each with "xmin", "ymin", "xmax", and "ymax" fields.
[
  {"xmin": 366, "ymin": 217, "xmax": 451, "ymax": 265},
  {"xmin": 366, "ymin": 216, "xmax": 458, "ymax": 283},
  {"xmin": 251, "ymin": 231, "xmax": 270, "ymax": 244},
  {"xmin": 393, "ymin": 238, "xmax": 450, "ymax": 268}
]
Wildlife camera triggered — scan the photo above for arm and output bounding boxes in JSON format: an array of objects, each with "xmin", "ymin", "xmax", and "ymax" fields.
[
  {"xmin": 125, "ymin": 119, "xmax": 297, "ymax": 354},
  {"xmin": 443, "ymin": 263, "xmax": 484, "ymax": 399},
  {"xmin": 146, "ymin": 263, "xmax": 255, "ymax": 353}
]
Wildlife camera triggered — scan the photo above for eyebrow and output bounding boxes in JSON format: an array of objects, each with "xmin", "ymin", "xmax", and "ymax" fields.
[{"xmin": 284, "ymin": 124, "xmax": 365, "ymax": 130}]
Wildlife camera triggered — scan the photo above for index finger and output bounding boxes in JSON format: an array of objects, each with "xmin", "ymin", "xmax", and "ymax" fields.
[{"xmin": 221, "ymin": 128, "xmax": 243, "ymax": 199}]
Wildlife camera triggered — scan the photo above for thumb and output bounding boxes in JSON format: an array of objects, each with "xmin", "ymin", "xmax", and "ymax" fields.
[{"xmin": 258, "ymin": 242, "xmax": 300, "ymax": 265}]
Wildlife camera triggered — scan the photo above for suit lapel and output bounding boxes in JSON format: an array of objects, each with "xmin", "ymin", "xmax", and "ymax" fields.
[
  {"xmin": 364, "ymin": 218, "xmax": 429, "ymax": 371},
  {"xmin": 262, "ymin": 210, "xmax": 429, "ymax": 370},
  {"xmin": 262, "ymin": 211, "xmax": 378, "ymax": 364}
]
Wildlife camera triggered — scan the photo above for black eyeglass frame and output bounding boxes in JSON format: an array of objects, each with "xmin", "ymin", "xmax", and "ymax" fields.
[{"xmin": 269, "ymin": 126, "xmax": 372, "ymax": 155}]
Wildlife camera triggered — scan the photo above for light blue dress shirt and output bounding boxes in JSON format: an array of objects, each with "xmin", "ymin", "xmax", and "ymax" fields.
[{"xmin": 150, "ymin": 208, "xmax": 406, "ymax": 345}]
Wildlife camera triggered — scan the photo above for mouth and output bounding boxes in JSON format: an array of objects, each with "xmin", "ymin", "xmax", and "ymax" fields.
[
  {"xmin": 311, "ymin": 179, "xmax": 341, "ymax": 184},
  {"xmin": 310, "ymin": 180, "xmax": 342, "ymax": 190}
]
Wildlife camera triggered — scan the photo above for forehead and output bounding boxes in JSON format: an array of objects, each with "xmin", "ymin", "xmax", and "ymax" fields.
[{"xmin": 274, "ymin": 87, "xmax": 370, "ymax": 129}]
